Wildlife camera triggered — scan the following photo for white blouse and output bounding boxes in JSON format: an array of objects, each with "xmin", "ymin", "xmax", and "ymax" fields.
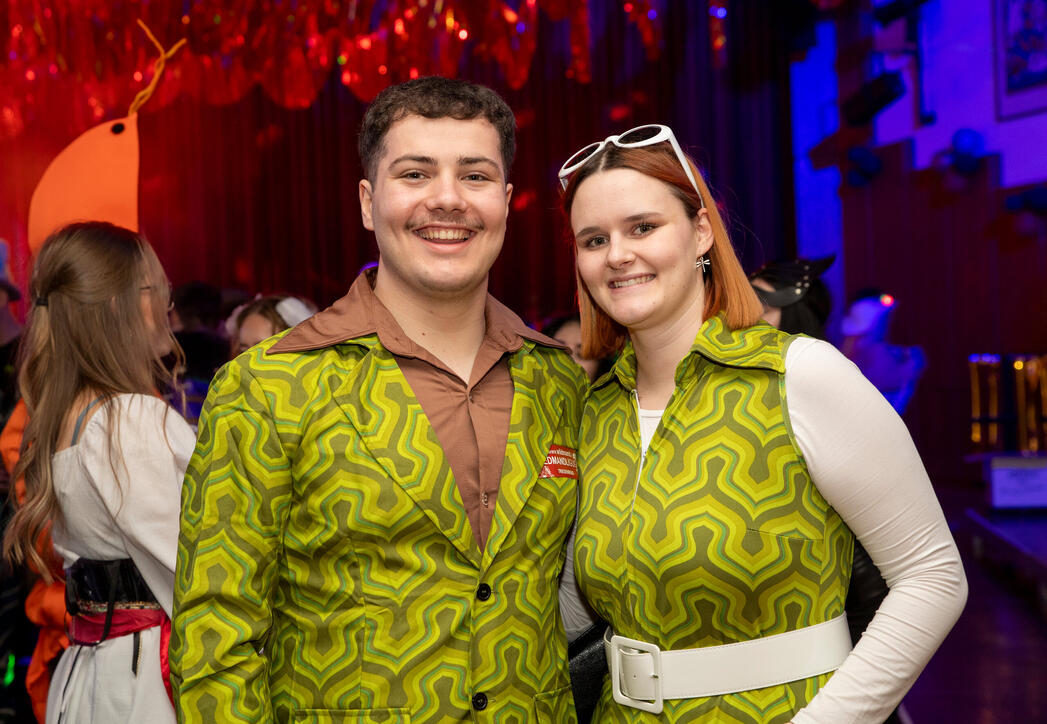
[
  {"xmin": 47, "ymin": 394, "xmax": 196, "ymax": 724},
  {"xmin": 783, "ymin": 336, "xmax": 966, "ymax": 723},
  {"xmin": 52, "ymin": 393, "xmax": 196, "ymax": 618}
]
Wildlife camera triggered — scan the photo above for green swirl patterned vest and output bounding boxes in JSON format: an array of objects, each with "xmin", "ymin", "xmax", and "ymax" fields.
[
  {"xmin": 172, "ymin": 332, "xmax": 585, "ymax": 724},
  {"xmin": 574, "ymin": 317, "xmax": 853, "ymax": 723}
]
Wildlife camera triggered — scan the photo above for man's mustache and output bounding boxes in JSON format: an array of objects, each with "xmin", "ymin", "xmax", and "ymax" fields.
[{"xmin": 408, "ymin": 214, "xmax": 485, "ymax": 231}]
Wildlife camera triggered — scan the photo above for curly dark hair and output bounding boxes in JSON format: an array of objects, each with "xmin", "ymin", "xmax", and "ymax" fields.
[{"xmin": 358, "ymin": 76, "xmax": 516, "ymax": 181}]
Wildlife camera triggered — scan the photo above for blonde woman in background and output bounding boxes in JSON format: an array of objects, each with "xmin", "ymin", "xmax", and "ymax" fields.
[{"xmin": 2, "ymin": 221, "xmax": 196, "ymax": 724}]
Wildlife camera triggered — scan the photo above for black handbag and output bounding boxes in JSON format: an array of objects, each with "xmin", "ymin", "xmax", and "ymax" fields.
[{"xmin": 568, "ymin": 619, "xmax": 609, "ymax": 724}]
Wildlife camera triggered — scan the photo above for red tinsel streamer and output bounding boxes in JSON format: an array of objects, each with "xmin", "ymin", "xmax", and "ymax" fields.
[
  {"xmin": 623, "ymin": 0, "xmax": 661, "ymax": 62},
  {"xmin": 472, "ymin": 1, "xmax": 539, "ymax": 90},
  {"xmin": 0, "ymin": 0, "xmax": 662, "ymax": 139},
  {"xmin": 708, "ymin": 1, "xmax": 728, "ymax": 70}
]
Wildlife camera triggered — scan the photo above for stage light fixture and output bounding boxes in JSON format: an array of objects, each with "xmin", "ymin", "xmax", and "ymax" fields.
[
  {"xmin": 845, "ymin": 146, "xmax": 883, "ymax": 187},
  {"xmin": 949, "ymin": 128, "xmax": 984, "ymax": 176},
  {"xmin": 1004, "ymin": 187, "xmax": 1047, "ymax": 214},
  {"xmin": 842, "ymin": 71, "xmax": 906, "ymax": 126},
  {"xmin": 872, "ymin": 0, "xmax": 933, "ymax": 26}
]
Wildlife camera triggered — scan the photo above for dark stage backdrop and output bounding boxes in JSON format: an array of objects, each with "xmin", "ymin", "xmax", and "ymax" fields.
[
  {"xmin": 841, "ymin": 141, "xmax": 1047, "ymax": 487},
  {"xmin": 2, "ymin": 1, "xmax": 796, "ymax": 323}
]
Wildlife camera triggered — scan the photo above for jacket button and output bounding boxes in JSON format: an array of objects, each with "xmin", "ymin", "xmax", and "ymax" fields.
[
  {"xmin": 476, "ymin": 583, "xmax": 492, "ymax": 601},
  {"xmin": 472, "ymin": 692, "xmax": 488, "ymax": 710}
]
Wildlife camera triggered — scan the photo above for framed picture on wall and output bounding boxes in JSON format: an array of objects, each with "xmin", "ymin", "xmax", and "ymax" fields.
[{"xmin": 994, "ymin": 0, "xmax": 1047, "ymax": 119}]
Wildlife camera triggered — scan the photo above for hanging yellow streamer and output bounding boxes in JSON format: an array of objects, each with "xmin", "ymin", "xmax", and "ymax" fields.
[{"xmin": 128, "ymin": 20, "xmax": 187, "ymax": 116}]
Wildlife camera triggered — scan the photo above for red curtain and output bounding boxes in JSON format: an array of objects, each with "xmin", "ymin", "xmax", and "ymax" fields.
[{"xmin": 1, "ymin": 1, "xmax": 796, "ymax": 325}]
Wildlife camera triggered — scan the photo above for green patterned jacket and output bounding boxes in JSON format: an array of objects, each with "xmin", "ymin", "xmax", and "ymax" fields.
[
  {"xmin": 171, "ymin": 296, "xmax": 586, "ymax": 724},
  {"xmin": 574, "ymin": 317, "xmax": 854, "ymax": 723}
]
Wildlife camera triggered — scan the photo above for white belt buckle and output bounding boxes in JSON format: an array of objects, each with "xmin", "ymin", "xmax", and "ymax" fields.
[{"xmin": 609, "ymin": 633, "xmax": 664, "ymax": 714}]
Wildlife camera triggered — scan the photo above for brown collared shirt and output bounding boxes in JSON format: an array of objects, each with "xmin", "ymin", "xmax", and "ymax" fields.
[{"xmin": 270, "ymin": 271, "xmax": 564, "ymax": 548}]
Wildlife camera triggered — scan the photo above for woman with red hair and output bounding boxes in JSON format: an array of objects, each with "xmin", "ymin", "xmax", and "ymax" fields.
[{"xmin": 558, "ymin": 126, "xmax": 966, "ymax": 722}]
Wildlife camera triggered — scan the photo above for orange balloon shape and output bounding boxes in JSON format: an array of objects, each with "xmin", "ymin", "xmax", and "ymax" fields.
[{"xmin": 28, "ymin": 115, "xmax": 140, "ymax": 254}]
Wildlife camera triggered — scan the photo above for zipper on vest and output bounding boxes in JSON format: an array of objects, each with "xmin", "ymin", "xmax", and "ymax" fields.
[
  {"xmin": 623, "ymin": 388, "xmax": 644, "ymax": 623},
  {"xmin": 629, "ymin": 389, "xmax": 644, "ymax": 515}
]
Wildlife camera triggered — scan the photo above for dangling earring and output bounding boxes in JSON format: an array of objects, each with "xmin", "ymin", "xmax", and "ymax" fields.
[{"xmin": 696, "ymin": 256, "xmax": 711, "ymax": 274}]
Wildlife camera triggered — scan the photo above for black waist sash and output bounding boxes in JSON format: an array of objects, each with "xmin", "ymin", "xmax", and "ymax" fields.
[{"xmin": 65, "ymin": 558, "xmax": 159, "ymax": 644}]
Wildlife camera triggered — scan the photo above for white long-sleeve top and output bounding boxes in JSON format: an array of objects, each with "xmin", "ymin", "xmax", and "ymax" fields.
[
  {"xmin": 784, "ymin": 337, "xmax": 966, "ymax": 723},
  {"xmin": 561, "ymin": 336, "xmax": 967, "ymax": 722}
]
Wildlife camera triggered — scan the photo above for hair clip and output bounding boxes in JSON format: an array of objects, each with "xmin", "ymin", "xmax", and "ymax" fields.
[{"xmin": 275, "ymin": 297, "xmax": 315, "ymax": 327}]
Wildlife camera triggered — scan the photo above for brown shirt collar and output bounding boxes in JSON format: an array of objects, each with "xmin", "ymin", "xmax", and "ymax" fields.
[{"xmin": 268, "ymin": 269, "xmax": 564, "ymax": 356}]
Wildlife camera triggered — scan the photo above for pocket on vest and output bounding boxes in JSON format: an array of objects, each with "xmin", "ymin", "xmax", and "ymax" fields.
[
  {"xmin": 291, "ymin": 708, "xmax": 410, "ymax": 723},
  {"xmin": 533, "ymin": 684, "xmax": 577, "ymax": 723}
]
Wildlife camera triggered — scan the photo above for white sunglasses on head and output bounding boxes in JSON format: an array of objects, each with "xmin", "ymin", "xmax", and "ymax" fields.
[{"xmin": 557, "ymin": 124, "xmax": 705, "ymax": 209}]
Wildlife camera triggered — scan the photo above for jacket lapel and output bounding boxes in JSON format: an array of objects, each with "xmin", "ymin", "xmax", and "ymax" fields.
[
  {"xmin": 332, "ymin": 340, "xmax": 481, "ymax": 566},
  {"xmin": 483, "ymin": 346, "xmax": 565, "ymax": 567}
]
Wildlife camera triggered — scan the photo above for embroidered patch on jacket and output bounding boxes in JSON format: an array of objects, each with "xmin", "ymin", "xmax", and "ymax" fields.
[{"xmin": 540, "ymin": 444, "xmax": 578, "ymax": 479}]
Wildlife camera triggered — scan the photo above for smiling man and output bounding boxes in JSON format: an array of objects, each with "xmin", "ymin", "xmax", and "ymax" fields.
[{"xmin": 170, "ymin": 77, "xmax": 587, "ymax": 724}]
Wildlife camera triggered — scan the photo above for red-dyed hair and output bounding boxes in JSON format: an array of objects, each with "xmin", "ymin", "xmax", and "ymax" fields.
[{"xmin": 561, "ymin": 142, "xmax": 763, "ymax": 359}]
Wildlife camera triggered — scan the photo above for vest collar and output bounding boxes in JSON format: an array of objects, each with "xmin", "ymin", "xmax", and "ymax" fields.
[{"xmin": 597, "ymin": 315, "xmax": 786, "ymax": 391}]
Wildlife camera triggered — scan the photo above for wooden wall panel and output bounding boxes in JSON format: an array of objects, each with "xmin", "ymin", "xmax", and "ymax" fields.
[{"xmin": 841, "ymin": 141, "xmax": 1047, "ymax": 486}]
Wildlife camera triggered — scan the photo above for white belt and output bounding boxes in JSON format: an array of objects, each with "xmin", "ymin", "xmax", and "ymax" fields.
[{"xmin": 604, "ymin": 613, "xmax": 852, "ymax": 714}]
